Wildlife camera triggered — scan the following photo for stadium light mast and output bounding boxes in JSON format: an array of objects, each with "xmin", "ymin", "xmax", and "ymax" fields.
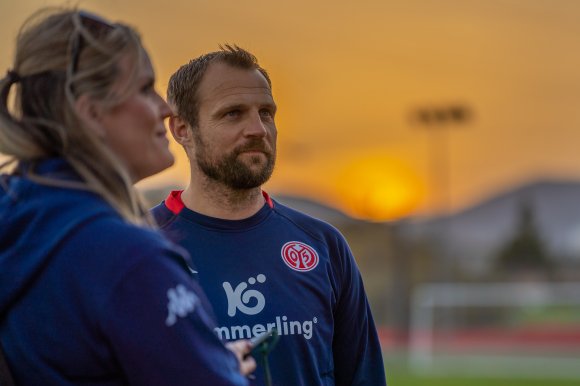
[
  {"xmin": 411, "ymin": 104, "xmax": 471, "ymax": 215},
  {"xmin": 410, "ymin": 104, "xmax": 472, "ymax": 280}
]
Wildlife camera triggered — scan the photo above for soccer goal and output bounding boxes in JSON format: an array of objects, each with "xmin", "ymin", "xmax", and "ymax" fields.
[{"xmin": 409, "ymin": 282, "xmax": 580, "ymax": 379}]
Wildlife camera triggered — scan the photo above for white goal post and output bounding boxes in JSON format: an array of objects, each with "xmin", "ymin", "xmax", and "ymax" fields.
[{"xmin": 409, "ymin": 282, "xmax": 580, "ymax": 379}]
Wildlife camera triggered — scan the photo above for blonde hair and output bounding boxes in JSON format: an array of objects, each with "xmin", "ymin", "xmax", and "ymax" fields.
[{"xmin": 0, "ymin": 8, "xmax": 153, "ymax": 225}]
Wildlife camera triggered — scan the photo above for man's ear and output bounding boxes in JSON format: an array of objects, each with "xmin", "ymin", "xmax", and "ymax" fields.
[
  {"xmin": 74, "ymin": 94, "xmax": 106, "ymax": 138},
  {"xmin": 169, "ymin": 115, "xmax": 194, "ymax": 146}
]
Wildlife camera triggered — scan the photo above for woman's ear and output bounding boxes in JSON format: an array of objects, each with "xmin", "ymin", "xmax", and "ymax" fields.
[
  {"xmin": 169, "ymin": 115, "xmax": 194, "ymax": 146},
  {"xmin": 74, "ymin": 94, "xmax": 106, "ymax": 138}
]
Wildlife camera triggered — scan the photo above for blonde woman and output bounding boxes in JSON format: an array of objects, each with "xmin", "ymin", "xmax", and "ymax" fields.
[{"xmin": 0, "ymin": 8, "xmax": 254, "ymax": 385}]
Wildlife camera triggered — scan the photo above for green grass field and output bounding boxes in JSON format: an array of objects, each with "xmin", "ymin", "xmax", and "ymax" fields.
[
  {"xmin": 386, "ymin": 372, "xmax": 580, "ymax": 386},
  {"xmin": 384, "ymin": 356, "xmax": 580, "ymax": 386}
]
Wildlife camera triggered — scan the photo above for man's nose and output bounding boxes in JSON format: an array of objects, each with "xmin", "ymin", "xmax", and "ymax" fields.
[{"xmin": 243, "ymin": 111, "xmax": 268, "ymax": 137}]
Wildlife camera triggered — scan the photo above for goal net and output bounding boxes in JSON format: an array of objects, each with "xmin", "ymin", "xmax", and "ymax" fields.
[{"xmin": 409, "ymin": 282, "xmax": 580, "ymax": 379}]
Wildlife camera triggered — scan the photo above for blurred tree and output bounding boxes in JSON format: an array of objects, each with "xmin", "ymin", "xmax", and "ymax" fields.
[{"xmin": 496, "ymin": 201, "xmax": 551, "ymax": 273}]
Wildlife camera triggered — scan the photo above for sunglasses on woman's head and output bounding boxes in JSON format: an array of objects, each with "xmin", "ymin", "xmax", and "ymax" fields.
[{"xmin": 70, "ymin": 11, "xmax": 115, "ymax": 74}]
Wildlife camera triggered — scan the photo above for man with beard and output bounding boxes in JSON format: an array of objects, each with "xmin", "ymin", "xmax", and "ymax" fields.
[{"xmin": 151, "ymin": 45, "xmax": 387, "ymax": 386}]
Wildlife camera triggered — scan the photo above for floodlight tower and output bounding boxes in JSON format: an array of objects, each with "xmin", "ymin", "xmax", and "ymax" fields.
[{"xmin": 411, "ymin": 104, "xmax": 472, "ymax": 280}]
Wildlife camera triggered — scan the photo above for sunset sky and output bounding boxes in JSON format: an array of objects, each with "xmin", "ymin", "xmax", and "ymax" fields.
[{"xmin": 2, "ymin": 0, "xmax": 580, "ymax": 221}]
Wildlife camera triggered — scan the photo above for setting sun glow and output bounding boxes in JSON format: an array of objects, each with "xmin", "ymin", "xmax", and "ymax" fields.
[
  {"xmin": 3, "ymin": 1, "xmax": 580, "ymax": 218},
  {"xmin": 335, "ymin": 155, "xmax": 425, "ymax": 222}
]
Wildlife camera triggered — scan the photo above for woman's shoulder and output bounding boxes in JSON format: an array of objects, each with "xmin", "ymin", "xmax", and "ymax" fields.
[
  {"xmin": 59, "ymin": 210, "xmax": 192, "ymax": 291},
  {"xmin": 71, "ymin": 211, "xmax": 178, "ymax": 260}
]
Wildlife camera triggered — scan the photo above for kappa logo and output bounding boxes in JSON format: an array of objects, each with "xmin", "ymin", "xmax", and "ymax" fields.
[
  {"xmin": 165, "ymin": 284, "xmax": 198, "ymax": 326},
  {"xmin": 281, "ymin": 241, "xmax": 319, "ymax": 272},
  {"xmin": 223, "ymin": 274, "xmax": 267, "ymax": 317}
]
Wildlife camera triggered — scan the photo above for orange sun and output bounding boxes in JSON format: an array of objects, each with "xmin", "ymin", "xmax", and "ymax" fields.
[{"xmin": 335, "ymin": 155, "xmax": 425, "ymax": 222}]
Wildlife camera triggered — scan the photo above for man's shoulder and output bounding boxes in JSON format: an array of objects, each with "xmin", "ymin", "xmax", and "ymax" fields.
[
  {"xmin": 150, "ymin": 201, "xmax": 166, "ymax": 218},
  {"xmin": 150, "ymin": 200, "xmax": 175, "ymax": 228},
  {"xmin": 271, "ymin": 199, "xmax": 344, "ymax": 240}
]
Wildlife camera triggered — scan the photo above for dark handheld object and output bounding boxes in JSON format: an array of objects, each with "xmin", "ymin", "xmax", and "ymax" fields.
[
  {"xmin": 246, "ymin": 328, "xmax": 279, "ymax": 358},
  {"xmin": 246, "ymin": 328, "xmax": 279, "ymax": 386}
]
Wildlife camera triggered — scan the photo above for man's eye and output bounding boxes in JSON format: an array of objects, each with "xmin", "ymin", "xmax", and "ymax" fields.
[
  {"xmin": 225, "ymin": 110, "xmax": 240, "ymax": 118},
  {"xmin": 260, "ymin": 109, "xmax": 273, "ymax": 118}
]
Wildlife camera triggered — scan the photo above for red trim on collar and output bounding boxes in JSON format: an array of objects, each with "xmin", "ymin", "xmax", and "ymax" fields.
[
  {"xmin": 262, "ymin": 190, "xmax": 274, "ymax": 208},
  {"xmin": 164, "ymin": 189, "xmax": 274, "ymax": 215},
  {"xmin": 165, "ymin": 190, "xmax": 185, "ymax": 214}
]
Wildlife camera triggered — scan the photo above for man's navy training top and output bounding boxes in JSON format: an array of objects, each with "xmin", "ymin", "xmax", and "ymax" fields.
[{"xmin": 152, "ymin": 190, "xmax": 387, "ymax": 386}]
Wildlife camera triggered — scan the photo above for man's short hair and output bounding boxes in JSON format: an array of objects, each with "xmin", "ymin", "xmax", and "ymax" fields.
[{"xmin": 167, "ymin": 44, "xmax": 271, "ymax": 128}]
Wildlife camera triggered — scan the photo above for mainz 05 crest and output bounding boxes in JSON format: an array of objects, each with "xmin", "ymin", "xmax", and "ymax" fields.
[{"xmin": 281, "ymin": 241, "xmax": 319, "ymax": 272}]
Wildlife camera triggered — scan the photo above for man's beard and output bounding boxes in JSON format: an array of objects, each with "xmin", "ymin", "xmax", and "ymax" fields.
[{"xmin": 195, "ymin": 136, "xmax": 276, "ymax": 190}]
